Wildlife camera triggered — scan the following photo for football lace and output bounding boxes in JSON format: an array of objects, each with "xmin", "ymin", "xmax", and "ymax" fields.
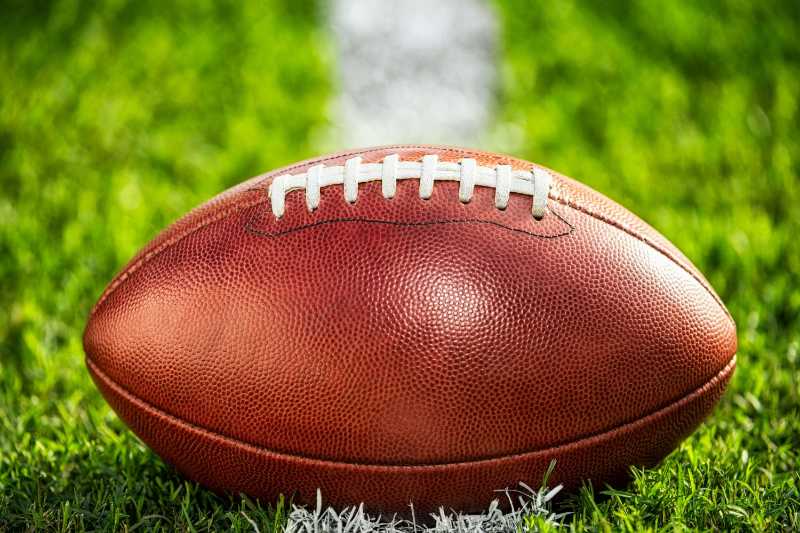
[{"xmin": 268, "ymin": 154, "xmax": 552, "ymax": 220}]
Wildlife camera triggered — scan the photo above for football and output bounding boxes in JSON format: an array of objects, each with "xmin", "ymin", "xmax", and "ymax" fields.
[{"xmin": 83, "ymin": 145, "xmax": 737, "ymax": 512}]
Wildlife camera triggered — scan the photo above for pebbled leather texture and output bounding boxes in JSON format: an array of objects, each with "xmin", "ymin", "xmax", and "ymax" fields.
[{"xmin": 84, "ymin": 145, "xmax": 738, "ymax": 512}]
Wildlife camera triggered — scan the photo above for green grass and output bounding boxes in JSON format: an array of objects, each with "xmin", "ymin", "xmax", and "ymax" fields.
[{"xmin": 0, "ymin": 0, "xmax": 798, "ymax": 530}]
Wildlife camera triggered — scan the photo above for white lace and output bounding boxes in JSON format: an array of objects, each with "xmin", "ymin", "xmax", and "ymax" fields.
[{"xmin": 268, "ymin": 154, "xmax": 552, "ymax": 220}]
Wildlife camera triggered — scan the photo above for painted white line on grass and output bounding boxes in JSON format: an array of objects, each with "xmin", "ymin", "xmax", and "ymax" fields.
[
  {"xmin": 329, "ymin": 0, "xmax": 498, "ymax": 146},
  {"xmin": 286, "ymin": 485, "xmax": 566, "ymax": 533}
]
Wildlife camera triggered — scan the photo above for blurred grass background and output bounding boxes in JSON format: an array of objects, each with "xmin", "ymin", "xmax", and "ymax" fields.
[{"xmin": 1, "ymin": 0, "xmax": 798, "ymax": 530}]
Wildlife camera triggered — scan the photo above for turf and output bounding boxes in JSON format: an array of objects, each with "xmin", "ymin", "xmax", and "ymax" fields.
[{"xmin": 1, "ymin": 0, "xmax": 798, "ymax": 531}]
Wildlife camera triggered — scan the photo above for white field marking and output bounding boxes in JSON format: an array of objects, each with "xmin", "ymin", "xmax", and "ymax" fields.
[
  {"xmin": 328, "ymin": 0, "xmax": 498, "ymax": 146},
  {"xmin": 285, "ymin": 484, "xmax": 567, "ymax": 533},
  {"xmin": 268, "ymin": 154, "xmax": 553, "ymax": 219}
]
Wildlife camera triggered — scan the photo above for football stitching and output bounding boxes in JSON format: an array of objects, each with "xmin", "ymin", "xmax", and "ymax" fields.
[
  {"xmin": 85, "ymin": 355, "xmax": 736, "ymax": 468},
  {"xmin": 243, "ymin": 206, "xmax": 575, "ymax": 239}
]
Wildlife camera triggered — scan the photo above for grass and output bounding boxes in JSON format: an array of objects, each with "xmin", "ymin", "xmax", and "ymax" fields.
[{"xmin": 0, "ymin": 0, "xmax": 798, "ymax": 530}]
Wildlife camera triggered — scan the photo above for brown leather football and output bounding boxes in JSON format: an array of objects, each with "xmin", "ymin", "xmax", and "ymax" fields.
[{"xmin": 84, "ymin": 145, "xmax": 737, "ymax": 512}]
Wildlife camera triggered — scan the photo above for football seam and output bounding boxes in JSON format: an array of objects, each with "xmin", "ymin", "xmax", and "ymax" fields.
[
  {"xmin": 551, "ymin": 197, "xmax": 731, "ymax": 318},
  {"xmin": 91, "ymin": 145, "xmax": 729, "ymax": 324},
  {"xmin": 243, "ymin": 205, "xmax": 575, "ymax": 239},
  {"xmin": 86, "ymin": 354, "xmax": 735, "ymax": 469},
  {"xmin": 90, "ymin": 194, "xmax": 268, "ymax": 316}
]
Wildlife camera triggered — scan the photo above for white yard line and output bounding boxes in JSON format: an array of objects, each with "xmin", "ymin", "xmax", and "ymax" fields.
[
  {"xmin": 328, "ymin": 0, "xmax": 498, "ymax": 147},
  {"xmin": 285, "ymin": 485, "xmax": 566, "ymax": 533}
]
